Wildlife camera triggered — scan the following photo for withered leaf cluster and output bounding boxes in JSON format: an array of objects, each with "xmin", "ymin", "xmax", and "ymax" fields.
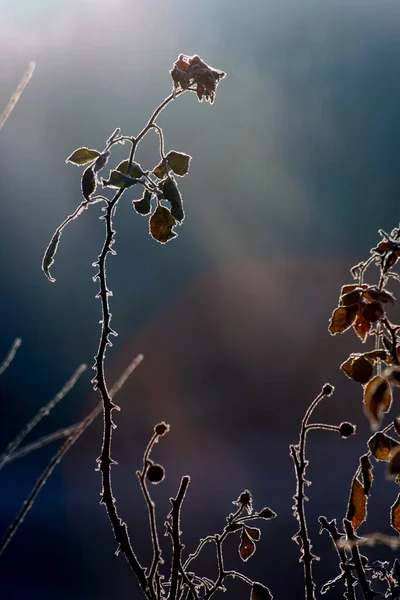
[{"xmin": 170, "ymin": 54, "xmax": 226, "ymax": 103}]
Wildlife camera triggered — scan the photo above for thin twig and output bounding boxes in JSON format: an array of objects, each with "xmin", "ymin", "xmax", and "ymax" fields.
[
  {"xmin": 137, "ymin": 432, "xmax": 164, "ymax": 596},
  {"xmin": 169, "ymin": 476, "xmax": 191, "ymax": 600},
  {"xmin": 4, "ymin": 425, "xmax": 78, "ymax": 464},
  {"xmin": 0, "ymin": 363, "xmax": 87, "ymax": 470},
  {"xmin": 0, "ymin": 338, "xmax": 21, "ymax": 378},
  {"xmin": 319, "ymin": 516, "xmax": 356, "ymax": 600},
  {"xmin": 0, "ymin": 62, "xmax": 36, "ymax": 133},
  {"xmin": 343, "ymin": 519, "xmax": 377, "ymax": 600},
  {"xmin": 290, "ymin": 388, "xmax": 330, "ymax": 600},
  {"xmin": 0, "ymin": 353, "xmax": 143, "ymax": 557}
]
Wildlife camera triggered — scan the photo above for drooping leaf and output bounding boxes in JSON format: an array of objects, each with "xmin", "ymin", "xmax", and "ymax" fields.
[
  {"xmin": 149, "ymin": 205, "xmax": 177, "ymax": 244},
  {"xmin": 42, "ymin": 229, "xmax": 62, "ymax": 283},
  {"xmin": 341, "ymin": 284, "xmax": 364, "ymax": 296},
  {"xmin": 383, "ymin": 367, "xmax": 400, "ymax": 388},
  {"xmin": 391, "ymin": 494, "xmax": 400, "ymax": 532},
  {"xmin": 354, "ymin": 314, "xmax": 371, "ymax": 342},
  {"xmin": 361, "ymin": 302, "xmax": 384, "ymax": 323},
  {"xmin": 340, "ymin": 289, "xmax": 362, "ymax": 306},
  {"xmin": 153, "ymin": 161, "xmax": 168, "ymax": 179},
  {"xmin": 341, "ymin": 355, "xmax": 355, "ymax": 379},
  {"xmin": 384, "ymin": 251, "xmax": 398, "ymax": 272},
  {"xmin": 368, "ymin": 432, "xmax": 400, "ymax": 461},
  {"xmin": 363, "ymin": 349, "xmax": 388, "ymax": 361},
  {"xmin": 161, "ymin": 176, "xmax": 185, "ymax": 223},
  {"xmin": 245, "ymin": 526, "xmax": 261, "ymax": 541},
  {"xmin": 363, "ymin": 376, "xmax": 392, "ymax": 430},
  {"xmin": 251, "ymin": 582, "xmax": 273, "ymax": 600},
  {"xmin": 153, "ymin": 151, "xmax": 192, "ymax": 179},
  {"xmin": 66, "ymin": 147, "xmax": 101, "ymax": 165},
  {"xmin": 258, "ymin": 507, "xmax": 277, "ymax": 520},
  {"xmin": 346, "ymin": 477, "xmax": 367, "ymax": 530},
  {"xmin": 103, "ymin": 171, "xmax": 139, "ymax": 189},
  {"xmin": 133, "ymin": 190, "xmax": 152, "ymax": 216},
  {"xmin": 239, "ymin": 528, "xmax": 256, "ymax": 561},
  {"xmin": 387, "ymin": 447, "xmax": 400, "ymax": 478},
  {"xmin": 351, "ymin": 356, "xmax": 374, "ymax": 384},
  {"xmin": 116, "ymin": 159, "xmax": 144, "ymax": 178},
  {"xmin": 93, "ymin": 151, "xmax": 111, "ymax": 173},
  {"xmin": 166, "ymin": 150, "xmax": 191, "ymax": 176},
  {"xmin": 81, "ymin": 166, "xmax": 96, "ymax": 200},
  {"xmin": 360, "ymin": 454, "xmax": 373, "ymax": 495},
  {"xmin": 329, "ymin": 306, "xmax": 358, "ymax": 335},
  {"xmin": 364, "ymin": 287, "xmax": 395, "ymax": 305}
]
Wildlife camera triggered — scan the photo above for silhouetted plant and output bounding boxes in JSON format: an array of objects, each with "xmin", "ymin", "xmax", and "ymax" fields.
[{"xmin": 38, "ymin": 54, "xmax": 278, "ymax": 599}]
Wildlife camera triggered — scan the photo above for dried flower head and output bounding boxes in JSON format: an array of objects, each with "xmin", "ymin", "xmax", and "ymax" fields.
[
  {"xmin": 233, "ymin": 489, "xmax": 253, "ymax": 515},
  {"xmin": 147, "ymin": 463, "xmax": 165, "ymax": 484},
  {"xmin": 339, "ymin": 422, "xmax": 356, "ymax": 438},
  {"xmin": 154, "ymin": 422, "xmax": 170, "ymax": 437},
  {"xmin": 170, "ymin": 54, "xmax": 226, "ymax": 104}
]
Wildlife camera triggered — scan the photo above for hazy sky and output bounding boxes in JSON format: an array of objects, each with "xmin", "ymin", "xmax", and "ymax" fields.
[{"xmin": 1, "ymin": 1, "xmax": 400, "ymax": 598}]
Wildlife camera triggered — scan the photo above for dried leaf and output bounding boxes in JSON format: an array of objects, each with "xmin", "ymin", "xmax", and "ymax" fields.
[
  {"xmin": 384, "ymin": 251, "xmax": 398, "ymax": 272},
  {"xmin": 103, "ymin": 171, "xmax": 139, "ymax": 189},
  {"xmin": 346, "ymin": 477, "xmax": 367, "ymax": 530},
  {"xmin": 341, "ymin": 355, "xmax": 356, "ymax": 379},
  {"xmin": 251, "ymin": 582, "xmax": 273, "ymax": 600},
  {"xmin": 351, "ymin": 356, "xmax": 374, "ymax": 384},
  {"xmin": 166, "ymin": 151, "xmax": 191, "ymax": 176},
  {"xmin": 258, "ymin": 507, "xmax": 277, "ymax": 520},
  {"xmin": 391, "ymin": 494, "xmax": 400, "ymax": 532},
  {"xmin": 368, "ymin": 432, "xmax": 400, "ymax": 461},
  {"xmin": 363, "ymin": 376, "xmax": 392, "ymax": 430},
  {"xmin": 116, "ymin": 159, "xmax": 144, "ymax": 178},
  {"xmin": 81, "ymin": 166, "xmax": 96, "ymax": 200},
  {"xmin": 93, "ymin": 151, "xmax": 110, "ymax": 173},
  {"xmin": 133, "ymin": 190, "xmax": 152, "ymax": 215},
  {"xmin": 153, "ymin": 151, "xmax": 192, "ymax": 179},
  {"xmin": 361, "ymin": 302, "xmax": 384, "ymax": 323},
  {"xmin": 363, "ymin": 349, "xmax": 388, "ymax": 361},
  {"xmin": 329, "ymin": 306, "xmax": 358, "ymax": 335},
  {"xmin": 383, "ymin": 367, "xmax": 400, "ymax": 388},
  {"xmin": 360, "ymin": 454, "xmax": 373, "ymax": 495},
  {"xmin": 364, "ymin": 287, "xmax": 395, "ymax": 305},
  {"xmin": 149, "ymin": 205, "xmax": 177, "ymax": 244},
  {"xmin": 354, "ymin": 314, "xmax": 371, "ymax": 342},
  {"xmin": 341, "ymin": 284, "xmax": 363, "ymax": 295},
  {"xmin": 245, "ymin": 526, "xmax": 261, "ymax": 541},
  {"xmin": 388, "ymin": 447, "xmax": 400, "ymax": 478},
  {"xmin": 239, "ymin": 528, "xmax": 256, "ymax": 561},
  {"xmin": 340, "ymin": 289, "xmax": 362, "ymax": 306},
  {"xmin": 161, "ymin": 176, "xmax": 185, "ymax": 223},
  {"xmin": 42, "ymin": 230, "xmax": 61, "ymax": 283},
  {"xmin": 66, "ymin": 147, "xmax": 100, "ymax": 165}
]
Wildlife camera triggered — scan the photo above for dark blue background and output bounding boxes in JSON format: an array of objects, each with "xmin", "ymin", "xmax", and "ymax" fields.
[{"xmin": 1, "ymin": 1, "xmax": 400, "ymax": 598}]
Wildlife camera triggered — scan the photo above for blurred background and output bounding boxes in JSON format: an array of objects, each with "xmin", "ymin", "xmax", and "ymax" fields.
[{"xmin": 1, "ymin": 0, "xmax": 400, "ymax": 598}]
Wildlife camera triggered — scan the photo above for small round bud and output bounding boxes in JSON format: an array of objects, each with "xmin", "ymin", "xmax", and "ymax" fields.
[
  {"xmin": 154, "ymin": 422, "xmax": 170, "ymax": 437},
  {"xmin": 339, "ymin": 422, "xmax": 356, "ymax": 438},
  {"xmin": 322, "ymin": 384, "xmax": 334, "ymax": 396},
  {"xmin": 147, "ymin": 463, "xmax": 165, "ymax": 484}
]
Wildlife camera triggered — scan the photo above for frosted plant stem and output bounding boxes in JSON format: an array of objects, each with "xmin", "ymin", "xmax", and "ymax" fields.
[
  {"xmin": 0, "ymin": 62, "xmax": 36, "ymax": 133},
  {"xmin": 0, "ymin": 338, "xmax": 21, "ymax": 378}
]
